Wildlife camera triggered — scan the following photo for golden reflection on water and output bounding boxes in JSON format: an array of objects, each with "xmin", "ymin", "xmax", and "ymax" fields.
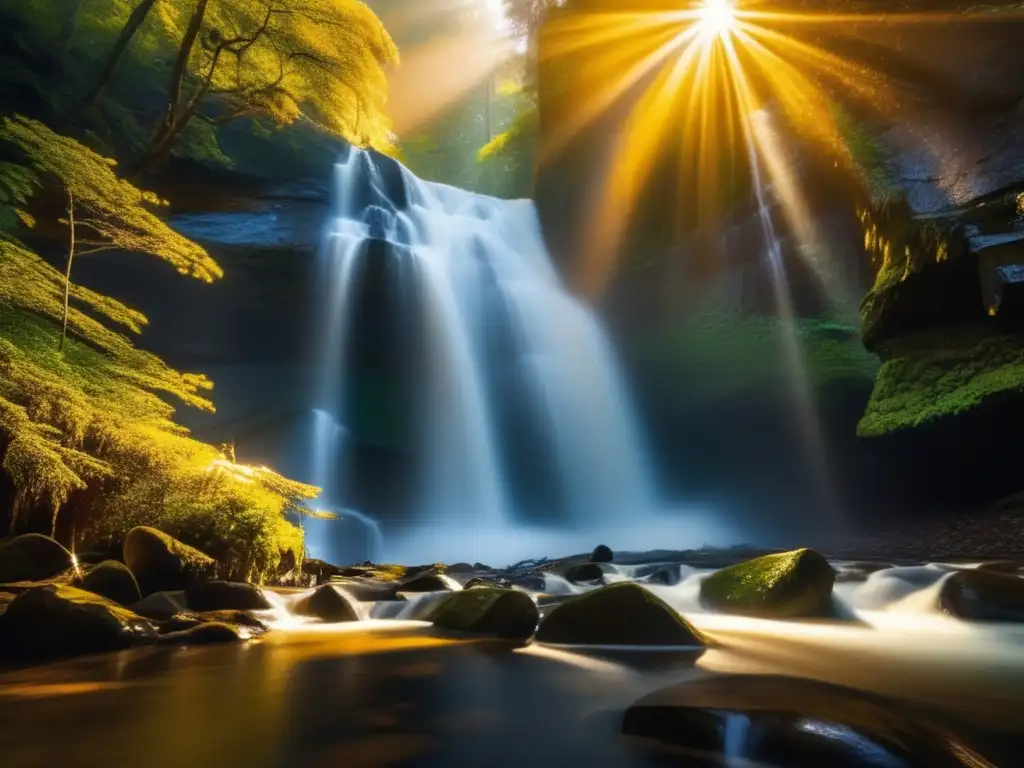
[{"xmin": 0, "ymin": 618, "xmax": 1022, "ymax": 767}]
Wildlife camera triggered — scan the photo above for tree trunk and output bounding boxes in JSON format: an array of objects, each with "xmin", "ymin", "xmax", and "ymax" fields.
[
  {"xmin": 79, "ymin": 0, "xmax": 160, "ymax": 114},
  {"xmin": 133, "ymin": 0, "xmax": 211, "ymax": 175},
  {"xmin": 62, "ymin": 0, "xmax": 87, "ymax": 56},
  {"xmin": 59, "ymin": 188, "xmax": 75, "ymax": 352}
]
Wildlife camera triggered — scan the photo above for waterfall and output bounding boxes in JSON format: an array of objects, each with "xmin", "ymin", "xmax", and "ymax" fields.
[{"xmin": 309, "ymin": 147, "xmax": 655, "ymax": 561}]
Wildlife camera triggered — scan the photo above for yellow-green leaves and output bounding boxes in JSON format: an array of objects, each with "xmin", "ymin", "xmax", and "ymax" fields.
[
  {"xmin": 0, "ymin": 116, "xmax": 222, "ymax": 282},
  {"xmin": 152, "ymin": 0, "xmax": 399, "ymax": 151}
]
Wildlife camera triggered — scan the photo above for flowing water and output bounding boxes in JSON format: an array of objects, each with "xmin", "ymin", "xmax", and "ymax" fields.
[
  {"xmin": 2, "ymin": 558, "xmax": 1022, "ymax": 767},
  {"xmin": 305, "ymin": 148, "xmax": 664, "ymax": 563}
]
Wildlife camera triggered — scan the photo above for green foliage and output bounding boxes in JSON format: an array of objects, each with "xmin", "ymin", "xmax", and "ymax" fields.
[
  {"xmin": 0, "ymin": 118, "xmax": 316, "ymax": 580},
  {"xmin": 0, "ymin": 0, "xmax": 397, "ymax": 172},
  {"xmin": 858, "ymin": 325, "xmax": 1024, "ymax": 437},
  {"xmin": 0, "ymin": 116, "xmax": 222, "ymax": 281},
  {"xmin": 0, "ymin": 163, "xmax": 40, "ymax": 232},
  {"xmin": 137, "ymin": 0, "xmax": 399, "ymax": 165},
  {"xmin": 638, "ymin": 307, "xmax": 879, "ymax": 404}
]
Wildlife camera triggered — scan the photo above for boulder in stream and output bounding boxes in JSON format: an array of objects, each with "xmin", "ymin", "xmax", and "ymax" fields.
[
  {"xmin": 699, "ymin": 548, "xmax": 835, "ymax": 619},
  {"xmin": 79, "ymin": 560, "xmax": 142, "ymax": 605},
  {"xmin": 130, "ymin": 590, "xmax": 188, "ymax": 620},
  {"xmin": 535, "ymin": 582, "xmax": 705, "ymax": 647},
  {"xmin": 428, "ymin": 586, "xmax": 539, "ymax": 639},
  {"xmin": 939, "ymin": 569, "xmax": 1024, "ymax": 623},
  {"xmin": 185, "ymin": 581, "xmax": 272, "ymax": 612},
  {"xmin": 293, "ymin": 584, "xmax": 361, "ymax": 623},
  {"xmin": 0, "ymin": 584, "xmax": 155, "ymax": 659},
  {"xmin": 399, "ymin": 573, "xmax": 457, "ymax": 593},
  {"xmin": 123, "ymin": 527, "xmax": 216, "ymax": 595},
  {"xmin": 163, "ymin": 609, "xmax": 269, "ymax": 634},
  {"xmin": 565, "ymin": 563, "xmax": 604, "ymax": 584},
  {"xmin": 0, "ymin": 534, "xmax": 74, "ymax": 584},
  {"xmin": 590, "ymin": 544, "xmax": 614, "ymax": 563},
  {"xmin": 157, "ymin": 621, "xmax": 243, "ymax": 646}
]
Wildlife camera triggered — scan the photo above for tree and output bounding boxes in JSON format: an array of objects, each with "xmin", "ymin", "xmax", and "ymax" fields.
[
  {"xmin": 0, "ymin": 115, "xmax": 222, "ymax": 349},
  {"xmin": 0, "ymin": 121, "xmax": 319, "ymax": 566},
  {"xmin": 134, "ymin": 0, "xmax": 399, "ymax": 171},
  {"xmin": 79, "ymin": 0, "xmax": 161, "ymax": 114}
]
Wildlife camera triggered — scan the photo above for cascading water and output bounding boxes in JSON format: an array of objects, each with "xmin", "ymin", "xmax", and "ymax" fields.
[{"xmin": 307, "ymin": 147, "xmax": 661, "ymax": 562}]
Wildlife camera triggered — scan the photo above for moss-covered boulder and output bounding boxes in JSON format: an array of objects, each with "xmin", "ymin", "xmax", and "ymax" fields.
[
  {"xmin": 185, "ymin": 581, "xmax": 272, "ymax": 612},
  {"xmin": 427, "ymin": 587, "xmax": 539, "ymax": 639},
  {"xmin": 157, "ymin": 622, "xmax": 243, "ymax": 646},
  {"xmin": 79, "ymin": 560, "xmax": 141, "ymax": 605},
  {"xmin": 123, "ymin": 527, "xmax": 216, "ymax": 595},
  {"xmin": 699, "ymin": 549, "xmax": 835, "ymax": 619},
  {"xmin": 0, "ymin": 534, "xmax": 74, "ymax": 584},
  {"xmin": 399, "ymin": 573, "xmax": 456, "ymax": 593},
  {"xmin": 0, "ymin": 585, "xmax": 155, "ymax": 659},
  {"xmin": 293, "ymin": 584, "xmax": 360, "ymax": 623},
  {"xmin": 536, "ymin": 583, "xmax": 705, "ymax": 646},
  {"xmin": 940, "ymin": 570, "xmax": 1024, "ymax": 623}
]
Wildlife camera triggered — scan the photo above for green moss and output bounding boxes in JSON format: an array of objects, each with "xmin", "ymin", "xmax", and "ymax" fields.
[
  {"xmin": 535, "ymin": 582, "xmax": 706, "ymax": 646},
  {"xmin": 41, "ymin": 584, "xmax": 143, "ymax": 624},
  {"xmin": 858, "ymin": 325, "xmax": 1024, "ymax": 436},
  {"xmin": 428, "ymin": 587, "xmax": 539, "ymax": 639},
  {"xmin": 123, "ymin": 526, "xmax": 216, "ymax": 595},
  {"xmin": 700, "ymin": 548, "xmax": 835, "ymax": 619},
  {"xmin": 639, "ymin": 310, "xmax": 878, "ymax": 404},
  {"xmin": 366, "ymin": 564, "xmax": 407, "ymax": 582}
]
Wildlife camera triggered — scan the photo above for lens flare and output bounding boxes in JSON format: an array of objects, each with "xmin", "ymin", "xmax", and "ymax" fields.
[
  {"xmin": 696, "ymin": 0, "xmax": 737, "ymax": 40},
  {"xmin": 538, "ymin": 3, "xmax": 1024, "ymax": 297}
]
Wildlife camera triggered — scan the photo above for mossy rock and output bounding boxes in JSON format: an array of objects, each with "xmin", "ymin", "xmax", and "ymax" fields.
[
  {"xmin": 79, "ymin": 560, "xmax": 141, "ymax": 605},
  {"xmin": 0, "ymin": 534, "xmax": 74, "ymax": 584},
  {"xmin": 427, "ymin": 587, "xmax": 539, "ymax": 639},
  {"xmin": 293, "ymin": 584, "xmax": 360, "ymax": 623},
  {"xmin": 536, "ymin": 583, "xmax": 705, "ymax": 647},
  {"xmin": 858, "ymin": 325, "xmax": 1024, "ymax": 437},
  {"xmin": 940, "ymin": 570, "xmax": 1024, "ymax": 622},
  {"xmin": 0, "ymin": 584, "xmax": 155, "ymax": 659},
  {"xmin": 123, "ymin": 527, "xmax": 216, "ymax": 596},
  {"xmin": 157, "ymin": 621, "xmax": 243, "ymax": 646},
  {"xmin": 399, "ymin": 573, "xmax": 456, "ymax": 593},
  {"xmin": 185, "ymin": 581, "xmax": 272, "ymax": 612},
  {"xmin": 699, "ymin": 549, "xmax": 835, "ymax": 619}
]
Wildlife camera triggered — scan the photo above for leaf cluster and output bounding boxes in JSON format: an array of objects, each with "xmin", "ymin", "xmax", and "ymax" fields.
[{"xmin": 0, "ymin": 118, "xmax": 316, "ymax": 581}]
